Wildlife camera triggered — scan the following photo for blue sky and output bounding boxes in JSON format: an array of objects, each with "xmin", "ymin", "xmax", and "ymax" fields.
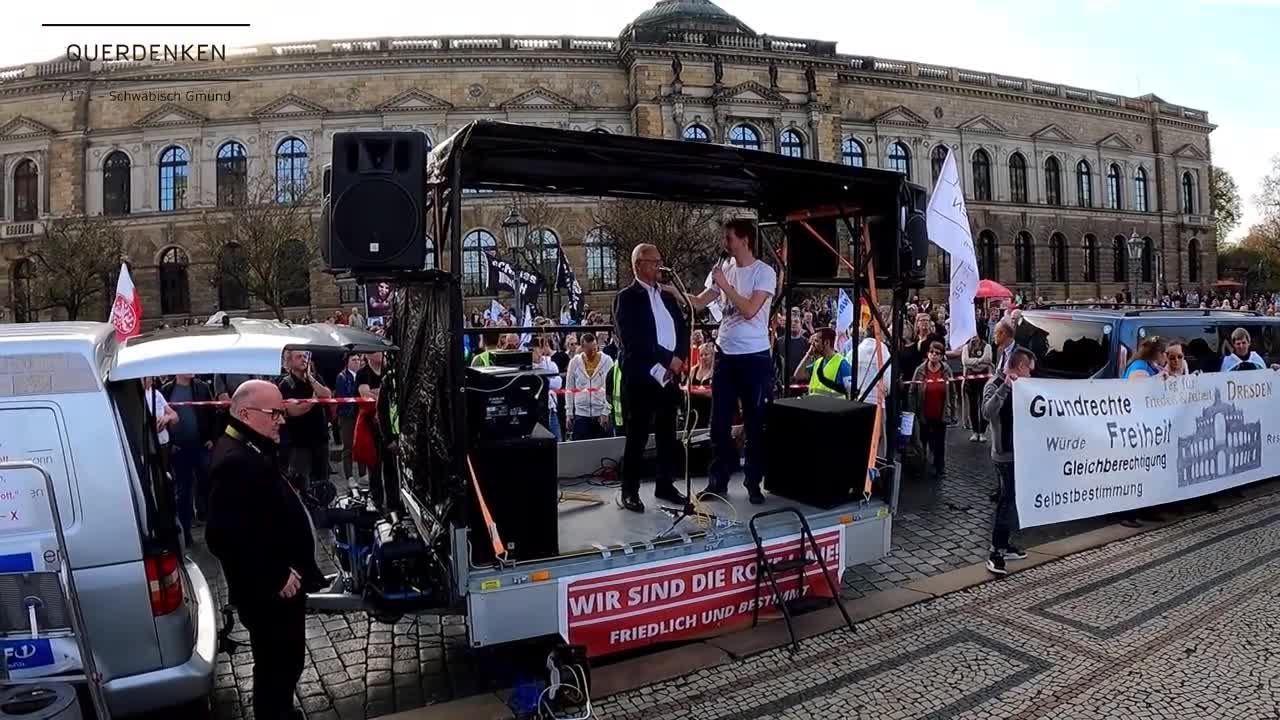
[{"xmin": 4, "ymin": 0, "xmax": 1276, "ymax": 240}]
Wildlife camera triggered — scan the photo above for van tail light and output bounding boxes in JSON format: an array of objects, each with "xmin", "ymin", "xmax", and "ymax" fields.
[{"xmin": 145, "ymin": 551, "xmax": 183, "ymax": 616}]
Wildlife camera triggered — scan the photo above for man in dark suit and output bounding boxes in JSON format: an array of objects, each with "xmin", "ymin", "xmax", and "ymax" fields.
[
  {"xmin": 613, "ymin": 244, "xmax": 690, "ymax": 513},
  {"xmin": 207, "ymin": 380, "xmax": 325, "ymax": 720}
]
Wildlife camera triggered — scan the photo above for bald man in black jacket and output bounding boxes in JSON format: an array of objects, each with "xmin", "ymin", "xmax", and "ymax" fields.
[{"xmin": 614, "ymin": 244, "xmax": 689, "ymax": 513}]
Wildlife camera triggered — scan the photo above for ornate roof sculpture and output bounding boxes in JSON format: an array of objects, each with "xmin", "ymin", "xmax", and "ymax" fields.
[{"xmin": 625, "ymin": 0, "xmax": 756, "ymax": 42}]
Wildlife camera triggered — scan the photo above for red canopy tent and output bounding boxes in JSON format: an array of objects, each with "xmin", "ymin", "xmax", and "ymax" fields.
[{"xmin": 975, "ymin": 279, "xmax": 1014, "ymax": 300}]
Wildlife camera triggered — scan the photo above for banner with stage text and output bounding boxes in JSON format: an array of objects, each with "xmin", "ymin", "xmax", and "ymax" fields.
[
  {"xmin": 1013, "ymin": 371, "xmax": 1280, "ymax": 527},
  {"xmin": 558, "ymin": 525, "xmax": 844, "ymax": 656}
]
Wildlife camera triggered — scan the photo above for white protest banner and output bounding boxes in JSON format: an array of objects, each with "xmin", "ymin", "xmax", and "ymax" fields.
[
  {"xmin": 1013, "ymin": 370, "xmax": 1280, "ymax": 527},
  {"xmin": 925, "ymin": 149, "xmax": 979, "ymax": 351},
  {"xmin": 835, "ymin": 289, "xmax": 854, "ymax": 334}
]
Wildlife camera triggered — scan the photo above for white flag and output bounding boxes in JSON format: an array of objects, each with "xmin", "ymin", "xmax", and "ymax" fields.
[
  {"xmin": 489, "ymin": 299, "xmax": 504, "ymax": 323},
  {"xmin": 835, "ymin": 289, "xmax": 855, "ymax": 333},
  {"xmin": 925, "ymin": 149, "xmax": 979, "ymax": 351},
  {"xmin": 520, "ymin": 304, "xmax": 533, "ymax": 348}
]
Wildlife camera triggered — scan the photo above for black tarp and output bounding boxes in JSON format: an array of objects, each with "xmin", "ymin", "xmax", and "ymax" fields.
[{"xmin": 424, "ymin": 120, "xmax": 914, "ymax": 223}]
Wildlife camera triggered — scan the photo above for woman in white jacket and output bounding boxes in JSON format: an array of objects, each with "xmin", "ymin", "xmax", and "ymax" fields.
[{"xmin": 531, "ymin": 336, "xmax": 564, "ymax": 441}]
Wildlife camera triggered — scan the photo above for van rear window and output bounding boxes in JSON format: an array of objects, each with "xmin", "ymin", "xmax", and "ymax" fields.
[{"xmin": 1021, "ymin": 318, "xmax": 1111, "ymax": 379}]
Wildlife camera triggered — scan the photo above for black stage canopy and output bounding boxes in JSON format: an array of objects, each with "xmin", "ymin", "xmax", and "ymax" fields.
[{"xmin": 425, "ymin": 120, "xmax": 913, "ymax": 223}]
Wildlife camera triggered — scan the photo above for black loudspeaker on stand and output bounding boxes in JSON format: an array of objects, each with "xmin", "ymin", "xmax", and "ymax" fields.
[
  {"xmin": 324, "ymin": 131, "xmax": 428, "ymax": 272},
  {"xmin": 764, "ymin": 396, "xmax": 877, "ymax": 509},
  {"xmin": 467, "ymin": 424, "xmax": 559, "ymax": 564},
  {"xmin": 869, "ymin": 184, "xmax": 929, "ymax": 289}
]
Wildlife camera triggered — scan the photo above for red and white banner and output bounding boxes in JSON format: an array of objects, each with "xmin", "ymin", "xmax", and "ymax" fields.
[
  {"xmin": 559, "ymin": 525, "xmax": 845, "ymax": 656},
  {"xmin": 109, "ymin": 263, "xmax": 142, "ymax": 341}
]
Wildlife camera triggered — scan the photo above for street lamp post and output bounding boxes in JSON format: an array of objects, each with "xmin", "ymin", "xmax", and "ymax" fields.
[
  {"xmin": 1126, "ymin": 229, "xmax": 1143, "ymax": 305},
  {"xmin": 500, "ymin": 205, "xmax": 528, "ymax": 309}
]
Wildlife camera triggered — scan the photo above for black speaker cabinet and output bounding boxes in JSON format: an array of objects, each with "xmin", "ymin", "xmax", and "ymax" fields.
[
  {"xmin": 786, "ymin": 217, "xmax": 840, "ymax": 280},
  {"xmin": 764, "ymin": 395, "xmax": 876, "ymax": 509},
  {"xmin": 869, "ymin": 184, "xmax": 928, "ymax": 289},
  {"xmin": 327, "ymin": 132, "xmax": 427, "ymax": 272},
  {"xmin": 468, "ymin": 424, "xmax": 559, "ymax": 564}
]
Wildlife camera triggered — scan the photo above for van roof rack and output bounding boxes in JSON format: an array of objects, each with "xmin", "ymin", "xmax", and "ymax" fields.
[{"xmin": 1029, "ymin": 303, "xmax": 1260, "ymax": 317}]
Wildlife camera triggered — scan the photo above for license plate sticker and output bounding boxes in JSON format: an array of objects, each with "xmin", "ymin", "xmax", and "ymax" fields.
[{"xmin": 0, "ymin": 638, "xmax": 54, "ymax": 670}]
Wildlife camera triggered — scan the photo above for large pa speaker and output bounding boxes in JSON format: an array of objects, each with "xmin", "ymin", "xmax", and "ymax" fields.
[
  {"xmin": 870, "ymin": 184, "xmax": 929, "ymax": 289},
  {"xmin": 327, "ymin": 132, "xmax": 426, "ymax": 272},
  {"xmin": 764, "ymin": 395, "xmax": 876, "ymax": 509},
  {"xmin": 468, "ymin": 424, "xmax": 559, "ymax": 563},
  {"xmin": 786, "ymin": 217, "xmax": 840, "ymax": 280}
]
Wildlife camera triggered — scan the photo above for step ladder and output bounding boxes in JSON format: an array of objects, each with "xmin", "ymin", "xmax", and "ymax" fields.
[
  {"xmin": 748, "ymin": 507, "xmax": 855, "ymax": 653},
  {"xmin": 0, "ymin": 462, "xmax": 110, "ymax": 719}
]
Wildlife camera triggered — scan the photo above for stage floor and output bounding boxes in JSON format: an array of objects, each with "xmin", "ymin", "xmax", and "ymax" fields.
[{"xmin": 551, "ymin": 476, "xmax": 864, "ymax": 558}]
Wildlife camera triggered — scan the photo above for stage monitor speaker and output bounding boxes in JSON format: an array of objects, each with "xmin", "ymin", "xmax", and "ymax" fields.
[
  {"xmin": 786, "ymin": 217, "xmax": 840, "ymax": 280},
  {"xmin": 869, "ymin": 184, "xmax": 928, "ymax": 289},
  {"xmin": 327, "ymin": 131, "xmax": 426, "ymax": 272},
  {"xmin": 467, "ymin": 424, "xmax": 559, "ymax": 564},
  {"xmin": 764, "ymin": 395, "xmax": 876, "ymax": 509}
]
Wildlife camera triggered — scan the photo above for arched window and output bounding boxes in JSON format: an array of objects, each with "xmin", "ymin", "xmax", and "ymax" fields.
[
  {"xmin": 1044, "ymin": 157, "xmax": 1062, "ymax": 206},
  {"xmin": 530, "ymin": 228, "xmax": 560, "ymax": 266},
  {"xmin": 779, "ymin": 129, "xmax": 804, "ymax": 158},
  {"xmin": 1134, "ymin": 168, "xmax": 1150, "ymax": 212},
  {"xmin": 841, "ymin": 138, "xmax": 865, "ymax": 167},
  {"xmin": 972, "ymin": 149, "xmax": 992, "ymax": 202},
  {"xmin": 1181, "ymin": 172, "xmax": 1196, "ymax": 214},
  {"xmin": 275, "ymin": 137, "xmax": 309, "ymax": 203},
  {"xmin": 934, "ymin": 245, "xmax": 951, "ymax": 285},
  {"xmin": 1106, "ymin": 164, "xmax": 1122, "ymax": 210},
  {"xmin": 1188, "ymin": 238, "xmax": 1201, "ymax": 283},
  {"xmin": 279, "ymin": 238, "xmax": 311, "ymax": 307},
  {"xmin": 102, "ymin": 151, "xmax": 131, "ymax": 216},
  {"xmin": 978, "ymin": 230, "xmax": 999, "ymax": 280},
  {"xmin": 1049, "ymin": 233, "xmax": 1068, "ymax": 283},
  {"xmin": 463, "ymin": 229, "xmax": 496, "ymax": 295},
  {"xmin": 158, "ymin": 146, "xmax": 189, "ymax": 211},
  {"xmin": 1009, "ymin": 153, "xmax": 1028, "ymax": 204},
  {"xmin": 216, "ymin": 141, "xmax": 248, "ymax": 207},
  {"xmin": 930, "ymin": 146, "xmax": 949, "ymax": 186},
  {"xmin": 1141, "ymin": 237, "xmax": 1154, "ymax": 283},
  {"xmin": 1081, "ymin": 234, "xmax": 1099, "ymax": 282},
  {"xmin": 10, "ymin": 259, "xmax": 34, "ymax": 323},
  {"xmin": 13, "ymin": 159, "xmax": 39, "ymax": 221},
  {"xmin": 729, "ymin": 124, "xmax": 761, "ymax": 151},
  {"xmin": 159, "ymin": 246, "xmax": 191, "ymax": 315},
  {"xmin": 683, "ymin": 124, "xmax": 710, "ymax": 143},
  {"xmin": 585, "ymin": 228, "xmax": 617, "ymax": 291},
  {"xmin": 424, "ymin": 235, "xmax": 436, "ymax": 271},
  {"xmin": 1014, "ymin": 231, "xmax": 1034, "ymax": 283},
  {"xmin": 887, "ymin": 142, "xmax": 911, "ymax": 179},
  {"xmin": 1112, "ymin": 235, "xmax": 1128, "ymax": 283},
  {"xmin": 217, "ymin": 243, "xmax": 249, "ymax": 311},
  {"xmin": 1076, "ymin": 160, "xmax": 1093, "ymax": 208}
]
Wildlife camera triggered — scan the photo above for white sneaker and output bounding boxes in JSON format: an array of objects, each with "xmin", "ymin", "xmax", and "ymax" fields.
[
  {"xmin": 978, "ymin": 434, "xmax": 986, "ymax": 442},
  {"xmin": 969, "ymin": 433, "xmax": 979, "ymax": 442}
]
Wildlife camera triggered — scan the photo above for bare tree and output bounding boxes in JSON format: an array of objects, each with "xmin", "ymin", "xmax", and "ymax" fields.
[
  {"xmin": 27, "ymin": 215, "xmax": 125, "ymax": 321},
  {"xmin": 591, "ymin": 199, "xmax": 722, "ymax": 286},
  {"xmin": 196, "ymin": 172, "xmax": 319, "ymax": 321}
]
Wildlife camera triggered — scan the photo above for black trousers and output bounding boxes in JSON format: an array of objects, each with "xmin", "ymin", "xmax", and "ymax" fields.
[
  {"xmin": 621, "ymin": 377, "xmax": 682, "ymax": 499},
  {"xmin": 921, "ymin": 418, "xmax": 947, "ymax": 474},
  {"xmin": 238, "ymin": 595, "xmax": 305, "ymax": 719},
  {"xmin": 964, "ymin": 379, "xmax": 988, "ymax": 435}
]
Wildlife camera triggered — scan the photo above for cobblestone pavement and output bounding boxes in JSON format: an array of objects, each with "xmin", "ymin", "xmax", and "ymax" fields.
[
  {"xmin": 596, "ymin": 488, "xmax": 1280, "ymax": 719},
  {"xmin": 200, "ymin": 427, "xmax": 1131, "ymax": 719},
  {"xmin": 840, "ymin": 426, "xmax": 1112, "ymax": 598}
]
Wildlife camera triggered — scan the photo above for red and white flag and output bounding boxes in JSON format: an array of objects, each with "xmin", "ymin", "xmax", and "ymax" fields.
[{"xmin": 109, "ymin": 262, "xmax": 142, "ymax": 341}]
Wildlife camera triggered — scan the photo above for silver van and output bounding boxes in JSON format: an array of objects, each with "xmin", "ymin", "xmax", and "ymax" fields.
[{"xmin": 0, "ymin": 319, "xmax": 391, "ymax": 716}]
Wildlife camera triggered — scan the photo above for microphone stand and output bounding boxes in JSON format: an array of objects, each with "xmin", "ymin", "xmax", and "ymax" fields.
[{"xmin": 653, "ymin": 265, "xmax": 721, "ymax": 539}]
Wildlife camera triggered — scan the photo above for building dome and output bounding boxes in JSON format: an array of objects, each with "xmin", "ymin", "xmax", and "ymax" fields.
[{"xmin": 628, "ymin": 0, "xmax": 755, "ymax": 36}]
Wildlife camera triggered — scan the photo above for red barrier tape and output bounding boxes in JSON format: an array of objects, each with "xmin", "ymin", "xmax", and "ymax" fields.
[{"xmin": 167, "ymin": 397, "xmax": 375, "ymax": 407}]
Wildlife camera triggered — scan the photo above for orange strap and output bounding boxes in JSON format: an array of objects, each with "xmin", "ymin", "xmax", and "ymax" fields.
[{"xmin": 466, "ymin": 454, "xmax": 507, "ymax": 562}]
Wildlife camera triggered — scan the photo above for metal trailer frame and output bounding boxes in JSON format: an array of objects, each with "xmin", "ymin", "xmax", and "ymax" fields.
[
  {"xmin": 400, "ymin": 121, "xmax": 917, "ymax": 651},
  {"xmin": 0, "ymin": 461, "xmax": 110, "ymax": 719}
]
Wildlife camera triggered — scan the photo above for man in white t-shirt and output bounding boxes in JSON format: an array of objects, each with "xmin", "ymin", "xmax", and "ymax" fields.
[
  {"xmin": 684, "ymin": 219, "xmax": 777, "ymax": 504},
  {"xmin": 143, "ymin": 376, "xmax": 179, "ymax": 450}
]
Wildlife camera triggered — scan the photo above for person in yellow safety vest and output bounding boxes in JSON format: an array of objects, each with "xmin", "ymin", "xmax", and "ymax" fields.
[
  {"xmin": 471, "ymin": 332, "xmax": 519, "ymax": 367},
  {"xmin": 605, "ymin": 361, "xmax": 624, "ymax": 436},
  {"xmin": 792, "ymin": 327, "xmax": 852, "ymax": 397}
]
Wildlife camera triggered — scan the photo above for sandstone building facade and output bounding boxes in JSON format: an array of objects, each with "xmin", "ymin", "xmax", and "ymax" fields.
[{"xmin": 0, "ymin": 0, "xmax": 1217, "ymax": 325}]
